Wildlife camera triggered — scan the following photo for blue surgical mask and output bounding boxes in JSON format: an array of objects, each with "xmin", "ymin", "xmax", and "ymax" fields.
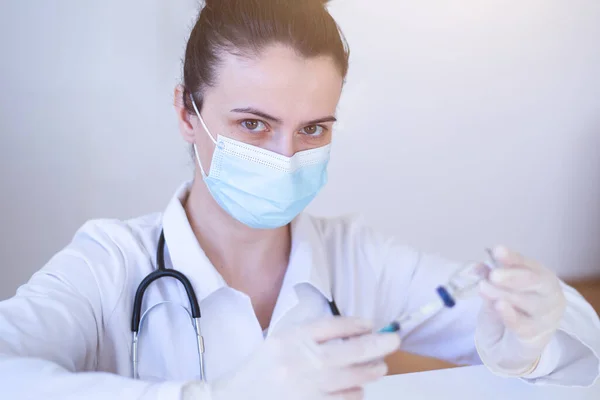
[{"xmin": 190, "ymin": 96, "xmax": 331, "ymax": 229}]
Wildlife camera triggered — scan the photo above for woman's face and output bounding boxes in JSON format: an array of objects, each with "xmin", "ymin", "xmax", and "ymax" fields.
[{"xmin": 177, "ymin": 43, "xmax": 344, "ymax": 170}]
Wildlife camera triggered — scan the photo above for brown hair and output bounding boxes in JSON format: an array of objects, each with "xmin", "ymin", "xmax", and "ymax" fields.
[{"xmin": 182, "ymin": 0, "xmax": 349, "ymax": 114}]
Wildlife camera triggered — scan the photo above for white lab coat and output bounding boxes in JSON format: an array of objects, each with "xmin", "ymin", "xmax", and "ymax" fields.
[{"xmin": 0, "ymin": 182, "xmax": 599, "ymax": 399}]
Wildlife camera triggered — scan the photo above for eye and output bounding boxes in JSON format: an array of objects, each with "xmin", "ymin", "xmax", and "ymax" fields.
[
  {"xmin": 241, "ymin": 119, "xmax": 267, "ymax": 132},
  {"xmin": 301, "ymin": 125, "xmax": 325, "ymax": 136}
]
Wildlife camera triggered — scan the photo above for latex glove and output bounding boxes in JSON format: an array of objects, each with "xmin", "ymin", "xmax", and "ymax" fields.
[
  {"xmin": 475, "ymin": 246, "xmax": 567, "ymax": 376},
  {"xmin": 183, "ymin": 317, "xmax": 400, "ymax": 400}
]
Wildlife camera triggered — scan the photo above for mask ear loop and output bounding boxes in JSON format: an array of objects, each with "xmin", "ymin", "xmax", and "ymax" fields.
[{"xmin": 190, "ymin": 93, "xmax": 218, "ymax": 177}]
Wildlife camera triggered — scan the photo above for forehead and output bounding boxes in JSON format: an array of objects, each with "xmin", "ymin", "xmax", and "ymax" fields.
[{"xmin": 205, "ymin": 43, "xmax": 344, "ymax": 119}]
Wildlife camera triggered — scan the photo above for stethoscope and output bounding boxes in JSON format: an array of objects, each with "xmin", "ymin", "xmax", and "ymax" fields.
[{"xmin": 130, "ymin": 229, "xmax": 341, "ymax": 382}]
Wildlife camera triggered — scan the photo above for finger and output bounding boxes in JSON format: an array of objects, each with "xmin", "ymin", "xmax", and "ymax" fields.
[
  {"xmin": 321, "ymin": 333, "xmax": 401, "ymax": 367},
  {"xmin": 495, "ymin": 300, "xmax": 557, "ymax": 341},
  {"xmin": 481, "ymin": 283, "xmax": 564, "ymax": 334},
  {"xmin": 478, "ymin": 297, "xmax": 506, "ymax": 342},
  {"xmin": 492, "ymin": 246, "xmax": 524, "ymax": 266},
  {"xmin": 480, "ymin": 278, "xmax": 564, "ymax": 317},
  {"xmin": 328, "ymin": 387, "xmax": 365, "ymax": 400},
  {"xmin": 480, "ymin": 296, "xmax": 504, "ymax": 325},
  {"xmin": 494, "ymin": 299, "xmax": 526, "ymax": 332},
  {"xmin": 306, "ymin": 317, "xmax": 374, "ymax": 343},
  {"xmin": 492, "ymin": 246, "xmax": 544, "ymax": 271},
  {"xmin": 488, "ymin": 267, "xmax": 546, "ymax": 292},
  {"xmin": 479, "ymin": 280, "xmax": 545, "ymax": 316},
  {"xmin": 322, "ymin": 361, "xmax": 387, "ymax": 393}
]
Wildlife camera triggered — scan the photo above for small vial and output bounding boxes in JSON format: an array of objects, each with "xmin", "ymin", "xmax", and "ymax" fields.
[
  {"xmin": 437, "ymin": 260, "xmax": 492, "ymax": 307},
  {"xmin": 379, "ymin": 249, "xmax": 496, "ymax": 333}
]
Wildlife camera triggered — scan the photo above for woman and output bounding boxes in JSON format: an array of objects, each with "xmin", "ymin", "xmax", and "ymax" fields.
[{"xmin": 1, "ymin": 0, "xmax": 599, "ymax": 399}]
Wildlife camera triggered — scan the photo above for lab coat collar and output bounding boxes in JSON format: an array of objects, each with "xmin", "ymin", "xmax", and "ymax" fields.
[
  {"xmin": 161, "ymin": 181, "xmax": 332, "ymax": 304},
  {"xmin": 288, "ymin": 213, "xmax": 333, "ymax": 302},
  {"xmin": 162, "ymin": 182, "xmax": 227, "ymax": 302}
]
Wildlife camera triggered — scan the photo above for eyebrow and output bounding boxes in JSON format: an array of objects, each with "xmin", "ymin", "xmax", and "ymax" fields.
[{"xmin": 231, "ymin": 107, "xmax": 337, "ymax": 125}]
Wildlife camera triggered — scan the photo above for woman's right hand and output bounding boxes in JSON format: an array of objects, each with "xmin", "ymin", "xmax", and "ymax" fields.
[{"xmin": 184, "ymin": 317, "xmax": 401, "ymax": 400}]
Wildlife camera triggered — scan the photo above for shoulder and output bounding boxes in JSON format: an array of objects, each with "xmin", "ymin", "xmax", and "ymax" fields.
[
  {"xmin": 64, "ymin": 212, "xmax": 162, "ymax": 269},
  {"xmin": 304, "ymin": 213, "xmax": 380, "ymax": 249},
  {"xmin": 304, "ymin": 213, "xmax": 420, "ymax": 273},
  {"xmin": 306, "ymin": 213, "xmax": 371, "ymax": 238},
  {"xmin": 34, "ymin": 212, "xmax": 163, "ymax": 312}
]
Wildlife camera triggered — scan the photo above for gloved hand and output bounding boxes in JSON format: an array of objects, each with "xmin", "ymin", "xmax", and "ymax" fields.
[
  {"xmin": 475, "ymin": 246, "xmax": 567, "ymax": 376},
  {"xmin": 183, "ymin": 317, "xmax": 400, "ymax": 400}
]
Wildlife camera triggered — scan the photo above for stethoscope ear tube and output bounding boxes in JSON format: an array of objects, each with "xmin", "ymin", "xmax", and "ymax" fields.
[
  {"xmin": 131, "ymin": 229, "xmax": 205, "ymax": 381},
  {"xmin": 131, "ymin": 230, "xmax": 202, "ymax": 333}
]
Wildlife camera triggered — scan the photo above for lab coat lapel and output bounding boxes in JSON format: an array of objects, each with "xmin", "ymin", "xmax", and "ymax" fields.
[
  {"xmin": 161, "ymin": 182, "xmax": 227, "ymax": 303},
  {"xmin": 267, "ymin": 213, "xmax": 334, "ymax": 334}
]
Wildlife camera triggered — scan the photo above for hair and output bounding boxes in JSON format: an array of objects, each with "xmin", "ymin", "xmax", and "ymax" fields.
[{"xmin": 182, "ymin": 0, "xmax": 349, "ymax": 114}]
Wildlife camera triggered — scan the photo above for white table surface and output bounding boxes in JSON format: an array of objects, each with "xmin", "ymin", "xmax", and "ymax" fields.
[{"xmin": 365, "ymin": 366, "xmax": 600, "ymax": 399}]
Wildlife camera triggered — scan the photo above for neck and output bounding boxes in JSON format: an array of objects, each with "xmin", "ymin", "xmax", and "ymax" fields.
[{"xmin": 184, "ymin": 176, "xmax": 291, "ymax": 284}]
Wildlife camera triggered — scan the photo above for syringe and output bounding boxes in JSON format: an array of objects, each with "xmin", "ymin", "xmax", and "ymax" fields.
[{"xmin": 379, "ymin": 248, "xmax": 498, "ymax": 334}]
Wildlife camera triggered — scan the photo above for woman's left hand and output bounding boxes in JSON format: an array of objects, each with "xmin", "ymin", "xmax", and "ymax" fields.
[{"xmin": 474, "ymin": 246, "xmax": 567, "ymax": 376}]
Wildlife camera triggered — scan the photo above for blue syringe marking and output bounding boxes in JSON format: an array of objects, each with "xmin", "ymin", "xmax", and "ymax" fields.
[
  {"xmin": 436, "ymin": 286, "xmax": 456, "ymax": 308},
  {"xmin": 378, "ymin": 321, "xmax": 401, "ymax": 333}
]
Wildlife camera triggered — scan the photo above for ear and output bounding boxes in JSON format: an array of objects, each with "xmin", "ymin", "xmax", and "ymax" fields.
[{"xmin": 174, "ymin": 84, "xmax": 196, "ymax": 144}]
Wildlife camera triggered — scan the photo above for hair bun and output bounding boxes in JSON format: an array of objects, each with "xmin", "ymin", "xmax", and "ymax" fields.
[
  {"xmin": 203, "ymin": 0, "xmax": 331, "ymax": 8},
  {"xmin": 202, "ymin": 0, "xmax": 219, "ymax": 8}
]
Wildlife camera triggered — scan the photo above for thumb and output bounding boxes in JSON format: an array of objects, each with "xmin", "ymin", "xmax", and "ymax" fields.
[
  {"xmin": 304, "ymin": 317, "xmax": 374, "ymax": 343},
  {"xmin": 476, "ymin": 298, "xmax": 505, "ymax": 347}
]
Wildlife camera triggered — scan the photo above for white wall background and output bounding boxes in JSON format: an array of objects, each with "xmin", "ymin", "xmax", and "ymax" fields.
[{"xmin": 1, "ymin": 0, "xmax": 599, "ymax": 300}]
